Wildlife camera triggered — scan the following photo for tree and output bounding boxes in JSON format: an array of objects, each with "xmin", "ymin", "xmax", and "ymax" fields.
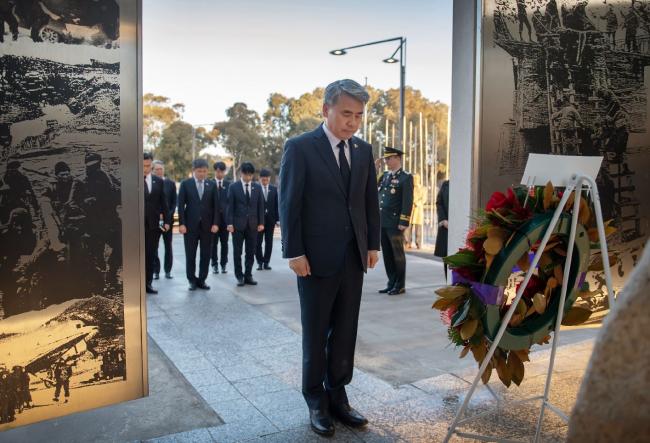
[
  {"xmin": 156, "ymin": 121, "xmax": 215, "ymax": 182},
  {"xmin": 143, "ymin": 93, "xmax": 185, "ymax": 151},
  {"xmin": 213, "ymin": 103, "xmax": 264, "ymax": 173}
]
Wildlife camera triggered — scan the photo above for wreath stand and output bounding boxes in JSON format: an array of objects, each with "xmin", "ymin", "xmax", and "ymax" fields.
[{"xmin": 443, "ymin": 155, "xmax": 616, "ymax": 443}]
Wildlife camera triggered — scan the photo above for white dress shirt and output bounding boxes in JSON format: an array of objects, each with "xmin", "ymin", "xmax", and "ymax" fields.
[
  {"xmin": 322, "ymin": 122, "xmax": 350, "ymax": 166},
  {"xmin": 145, "ymin": 173, "xmax": 152, "ymax": 193}
]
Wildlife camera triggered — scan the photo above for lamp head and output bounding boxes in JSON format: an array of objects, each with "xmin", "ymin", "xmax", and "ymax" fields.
[
  {"xmin": 383, "ymin": 57, "xmax": 399, "ymax": 64},
  {"xmin": 330, "ymin": 49, "xmax": 347, "ymax": 56}
]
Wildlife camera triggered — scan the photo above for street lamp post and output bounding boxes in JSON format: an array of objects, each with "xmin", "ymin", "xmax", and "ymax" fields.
[{"xmin": 330, "ymin": 36, "xmax": 407, "ymax": 149}]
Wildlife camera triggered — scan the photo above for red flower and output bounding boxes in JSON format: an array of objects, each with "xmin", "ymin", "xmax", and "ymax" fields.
[
  {"xmin": 486, "ymin": 191, "xmax": 509, "ymax": 212},
  {"xmin": 516, "ymin": 274, "xmax": 545, "ymax": 299},
  {"xmin": 440, "ymin": 305, "xmax": 458, "ymax": 326}
]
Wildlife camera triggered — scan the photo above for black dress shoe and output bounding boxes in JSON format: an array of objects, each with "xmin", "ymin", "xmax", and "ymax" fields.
[
  {"xmin": 309, "ymin": 409, "xmax": 335, "ymax": 437},
  {"xmin": 145, "ymin": 286, "xmax": 158, "ymax": 294},
  {"xmin": 236, "ymin": 278, "xmax": 245, "ymax": 287},
  {"xmin": 153, "ymin": 273, "xmax": 159, "ymax": 280},
  {"xmin": 257, "ymin": 264, "xmax": 264, "ymax": 271},
  {"xmin": 196, "ymin": 282, "xmax": 210, "ymax": 290},
  {"xmin": 221, "ymin": 267, "xmax": 228, "ymax": 274},
  {"xmin": 212, "ymin": 266, "xmax": 219, "ymax": 274},
  {"xmin": 244, "ymin": 277, "xmax": 258, "ymax": 285},
  {"xmin": 330, "ymin": 403, "xmax": 368, "ymax": 428},
  {"xmin": 263, "ymin": 264, "xmax": 272, "ymax": 270},
  {"xmin": 388, "ymin": 288, "xmax": 406, "ymax": 296},
  {"xmin": 378, "ymin": 287, "xmax": 392, "ymax": 294},
  {"xmin": 188, "ymin": 283, "xmax": 197, "ymax": 291},
  {"xmin": 165, "ymin": 273, "xmax": 173, "ymax": 279}
]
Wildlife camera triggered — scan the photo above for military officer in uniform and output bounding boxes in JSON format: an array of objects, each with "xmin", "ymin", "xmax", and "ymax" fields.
[{"xmin": 377, "ymin": 147, "xmax": 413, "ymax": 296}]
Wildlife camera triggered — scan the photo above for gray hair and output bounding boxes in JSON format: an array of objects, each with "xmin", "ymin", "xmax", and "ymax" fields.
[
  {"xmin": 324, "ymin": 79, "xmax": 369, "ymax": 106},
  {"xmin": 152, "ymin": 160, "xmax": 164, "ymax": 168}
]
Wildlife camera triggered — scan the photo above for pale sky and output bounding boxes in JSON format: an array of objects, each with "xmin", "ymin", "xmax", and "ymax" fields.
[{"xmin": 143, "ymin": 0, "xmax": 453, "ymax": 126}]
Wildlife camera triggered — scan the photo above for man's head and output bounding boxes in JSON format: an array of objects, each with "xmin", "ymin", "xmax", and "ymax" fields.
[
  {"xmin": 323, "ymin": 79, "xmax": 369, "ymax": 141},
  {"xmin": 383, "ymin": 146, "xmax": 403, "ymax": 171},
  {"xmin": 214, "ymin": 161, "xmax": 227, "ymax": 180},
  {"xmin": 85, "ymin": 152, "xmax": 102, "ymax": 174},
  {"xmin": 259, "ymin": 169, "xmax": 271, "ymax": 187},
  {"xmin": 153, "ymin": 160, "xmax": 165, "ymax": 178},
  {"xmin": 143, "ymin": 152, "xmax": 153, "ymax": 176},
  {"xmin": 54, "ymin": 161, "xmax": 71, "ymax": 182},
  {"xmin": 240, "ymin": 162, "xmax": 255, "ymax": 183},
  {"xmin": 192, "ymin": 158, "xmax": 209, "ymax": 181}
]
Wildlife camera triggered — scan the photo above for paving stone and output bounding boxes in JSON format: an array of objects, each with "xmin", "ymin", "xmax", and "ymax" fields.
[{"xmin": 206, "ymin": 416, "xmax": 278, "ymax": 443}]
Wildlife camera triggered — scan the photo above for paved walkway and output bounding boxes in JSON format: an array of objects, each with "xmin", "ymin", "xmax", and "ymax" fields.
[{"xmin": 140, "ymin": 236, "xmax": 597, "ymax": 442}]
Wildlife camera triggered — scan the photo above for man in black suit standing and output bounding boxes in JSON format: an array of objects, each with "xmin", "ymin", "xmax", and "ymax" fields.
[
  {"xmin": 226, "ymin": 162, "xmax": 264, "ymax": 287},
  {"xmin": 143, "ymin": 153, "xmax": 170, "ymax": 294},
  {"xmin": 256, "ymin": 169, "xmax": 279, "ymax": 271},
  {"xmin": 211, "ymin": 161, "xmax": 231, "ymax": 274},
  {"xmin": 152, "ymin": 160, "xmax": 177, "ymax": 280},
  {"xmin": 177, "ymin": 159, "xmax": 220, "ymax": 291},
  {"xmin": 280, "ymin": 79, "xmax": 380, "ymax": 437}
]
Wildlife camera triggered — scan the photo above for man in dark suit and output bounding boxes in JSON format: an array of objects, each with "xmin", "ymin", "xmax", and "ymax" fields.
[
  {"xmin": 256, "ymin": 169, "xmax": 279, "ymax": 271},
  {"xmin": 177, "ymin": 158, "xmax": 220, "ymax": 291},
  {"xmin": 434, "ymin": 179, "xmax": 450, "ymax": 280},
  {"xmin": 211, "ymin": 161, "xmax": 231, "ymax": 274},
  {"xmin": 152, "ymin": 160, "xmax": 177, "ymax": 280},
  {"xmin": 143, "ymin": 153, "xmax": 170, "ymax": 294},
  {"xmin": 226, "ymin": 162, "xmax": 264, "ymax": 287},
  {"xmin": 280, "ymin": 79, "xmax": 380, "ymax": 437}
]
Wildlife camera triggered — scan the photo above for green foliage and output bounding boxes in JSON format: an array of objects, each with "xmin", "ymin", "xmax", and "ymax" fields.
[
  {"xmin": 156, "ymin": 121, "xmax": 214, "ymax": 183},
  {"xmin": 143, "ymin": 93, "xmax": 185, "ymax": 151}
]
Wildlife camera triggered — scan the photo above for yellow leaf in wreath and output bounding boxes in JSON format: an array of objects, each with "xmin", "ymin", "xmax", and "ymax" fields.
[
  {"xmin": 487, "ymin": 227, "xmax": 507, "ymax": 241},
  {"xmin": 434, "ymin": 286, "xmax": 468, "ymax": 300},
  {"xmin": 509, "ymin": 313, "xmax": 523, "ymax": 327},
  {"xmin": 481, "ymin": 362, "xmax": 493, "ymax": 384},
  {"xmin": 543, "ymin": 241, "xmax": 561, "ymax": 252},
  {"xmin": 513, "ymin": 349, "xmax": 530, "ymax": 363},
  {"xmin": 533, "ymin": 293, "xmax": 546, "ymax": 314},
  {"xmin": 507, "ymin": 351, "xmax": 525, "ymax": 386},
  {"xmin": 483, "ymin": 236, "xmax": 503, "ymax": 255},
  {"xmin": 554, "ymin": 265, "xmax": 564, "ymax": 283},
  {"xmin": 517, "ymin": 252, "xmax": 530, "ymax": 272},
  {"xmin": 516, "ymin": 299, "xmax": 528, "ymax": 317},
  {"xmin": 496, "ymin": 354, "xmax": 512, "ymax": 387},
  {"xmin": 561, "ymin": 306, "xmax": 592, "ymax": 326},
  {"xmin": 525, "ymin": 305, "xmax": 536, "ymax": 318},
  {"xmin": 587, "ymin": 227, "xmax": 599, "ymax": 242},
  {"xmin": 565, "ymin": 191, "xmax": 575, "ymax": 209},
  {"xmin": 553, "ymin": 246, "xmax": 567, "ymax": 257},
  {"xmin": 459, "ymin": 345, "xmax": 471, "ymax": 359},
  {"xmin": 537, "ymin": 335, "xmax": 551, "ymax": 345},
  {"xmin": 547, "ymin": 276, "xmax": 558, "ymax": 289},
  {"xmin": 543, "ymin": 181, "xmax": 554, "ymax": 210},
  {"xmin": 460, "ymin": 319, "xmax": 479, "ymax": 341},
  {"xmin": 485, "ymin": 253, "xmax": 495, "ymax": 268},
  {"xmin": 578, "ymin": 197, "xmax": 591, "ymax": 225},
  {"xmin": 432, "ymin": 298, "xmax": 454, "ymax": 311},
  {"xmin": 471, "ymin": 343, "xmax": 487, "ymax": 364}
]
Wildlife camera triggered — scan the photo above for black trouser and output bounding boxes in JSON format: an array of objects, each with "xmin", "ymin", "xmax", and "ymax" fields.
[
  {"xmin": 154, "ymin": 229, "xmax": 173, "ymax": 275},
  {"xmin": 380, "ymin": 227, "xmax": 406, "ymax": 290},
  {"xmin": 232, "ymin": 227, "xmax": 256, "ymax": 279},
  {"xmin": 183, "ymin": 228, "xmax": 212, "ymax": 284},
  {"xmin": 211, "ymin": 226, "xmax": 229, "ymax": 269},
  {"xmin": 0, "ymin": 9, "xmax": 18, "ymax": 42},
  {"xmin": 145, "ymin": 225, "xmax": 161, "ymax": 287},
  {"xmin": 255, "ymin": 222, "xmax": 275, "ymax": 265},
  {"xmin": 55, "ymin": 380, "xmax": 70, "ymax": 398},
  {"xmin": 298, "ymin": 241, "xmax": 363, "ymax": 410}
]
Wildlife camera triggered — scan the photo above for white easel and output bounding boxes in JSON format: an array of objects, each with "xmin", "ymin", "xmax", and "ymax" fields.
[{"xmin": 443, "ymin": 155, "xmax": 616, "ymax": 443}]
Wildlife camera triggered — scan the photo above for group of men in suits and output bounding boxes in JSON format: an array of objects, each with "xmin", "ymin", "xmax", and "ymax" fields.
[{"xmin": 143, "ymin": 156, "xmax": 280, "ymax": 293}]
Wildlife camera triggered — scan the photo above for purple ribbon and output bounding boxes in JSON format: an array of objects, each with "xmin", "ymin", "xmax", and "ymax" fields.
[{"xmin": 451, "ymin": 271, "xmax": 504, "ymax": 306}]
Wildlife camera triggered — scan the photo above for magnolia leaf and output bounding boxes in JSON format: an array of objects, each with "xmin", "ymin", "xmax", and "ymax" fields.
[
  {"xmin": 471, "ymin": 343, "xmax": 487, "ymax": 364},
  {"xmin": 517, "ymin": 253, "xmax": 530, "ymax": 272},
  {"xmin": 553, "ymin": 265, "xmax": 564, "ymax": 283},
  {"xmin": 485, "ymin": 253, "xmax": 495, "ymax": 268},
  {"xmin": 487, "ymin": 227, "xmax": 507, "ymax": 241},
  {"xmin": 561, "ymin": 306, "xmax": 592, "ymax": 326},
  {"xmin": 496, "ymin": 354, "xmax": 512, "ymax": 387},
  {"xmin": 481, "ymin": 362, "xmax": 493, "ymax": 384},
  {"xmin": 435, "ymin": 286, "xmax": 469, "ymax": 300},
  {"xmin": 543, "ymin": 241, "xmax": 561, "ymax": 252},
  {"xmin": 525, "ymin": 304, "xmax": 537, "ymax": 318},
  {"xmin": 537, "ymin": 335, "xmax": 551, "ymax": 345},
  {"xmin": 459, "ymin": 345, "xmax": 471, "ymax": 359},
  {"xmin": 553, "ymin": 246, "xmax": 567, "ymax": 257},
  {"xmin": 509, "ymin": 313, "xmax": 523, "ymax": 327},
  {"xmin": 516, "ymin": 299, "xmax": 528, "ymax": 317},
  {"xmin": 588, "ymin": 228, "xmax": 599, "ymax": 242},
  {"xmin": 565, "ymin": 191, "xmax": 575, "ymax": 209},
  {"xmin": 484, "ymin": 236, "xmax": 503, "ymax": 255},
  {"xmin": 547, "ymin": 277, "xmax": 558, "ymax": 289},
  {"xmin": 451, "ymin": 299, "xmax": 471, "ymax": 327},
  {"xmin": 507, "ymin": 351, "xmax": 525, "ymax": 386},
  {"xmin": 578, "ymin": 198, "xmax": 591, "ymax": 225},
  {"xmin": 444, "ymin": 250, "xmax": 480, "ymax": 268},
  {"xmin": 432, "ymin": 298, "xmax": 454, "ymax": 311},
  {"xmin": 460, "ymin": 319, "xmax": 479, "ymax": 341},
  {"xmin": 543, "ymin": 181, "xmax": 554, "ymax": 210},
  {"xmin": 533, "ymin": 293, "xmax": 546, "ymax": 314},
  {"xmin": 513, "ymin": 349, "xmax": 530, "ymax": 363},
  {"xmin": 539, "ymin": 253, "xmax": 553, "ymax": 270}
]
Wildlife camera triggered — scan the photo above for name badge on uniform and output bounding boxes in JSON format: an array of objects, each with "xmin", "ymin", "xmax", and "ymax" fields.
[
  {"xmin": 391, "ymin": 179, "xmax": 399, "ymax": 184},
  {"xmin": 390, "ymin": 188, "xmax": 396, "ymax": 194}
]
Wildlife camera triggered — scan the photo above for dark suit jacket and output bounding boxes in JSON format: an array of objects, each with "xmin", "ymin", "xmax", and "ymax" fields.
[
  {"xmin": 226, "ymin": 180, "xmax": 265, "ymax": 232},
  {"xmin": 434, "ymin": 180, "xmax": 449, "ymax": 258},
  {"xmin": 279, "ymin": 124, "xmax": 380, "ymax": 277},
  {"xmin": 162, "ymin": 177, "xmax": 177, "ymax": 222},
  {"xmin": 262, "ymin": 184, "xmax": 279, "ymax": 225},
  {"xmin": 177, "ymin": 178, "xmax": 220, "ymax": 233},
  {"xmin": 214, "ymin": 179, "xmax": 231, "ymax": 227},
  {"xmin": 145, "ymin": 175, "xmax": 171, "ymax": 230}
]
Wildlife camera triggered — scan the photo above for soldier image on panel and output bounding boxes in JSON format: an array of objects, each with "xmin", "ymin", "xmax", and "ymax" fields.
[
  {"xmin": 2, "ymin": 159, "xmax": 42, "ymax": 226},
  {"xmin": 600, "ymin": 5, "xmax": 618, "ymax": 46},
  {"xmin": 14, "ymin": 366, "xmax": 31, "ymax": 411},
  {"xmin": 377, "ymin": 147, "xmax": 413, "ymax": 296},
  {"xmin": 0, "ymin": 367, "xmax": 16, "ymax": 423},
  {"xmin": 0, "ymin": 0, "xmax": 19, "ymax": 43},
  {"xmin": 551, "ymin": 97, "xmax": 584, "ymax": 155},
  {"xmin": 69, "ymin": 152, "xmax": 122, "ymax": 295},
  {"xmin": 517, "ymin": 0, "xmax": 533, "ymax": 42},
  {"xmin": 621, "ymin": 6, "xmax": 639, "ymax": 52},
  {"xmin": 52, "ymin": 359, "xmax": 72, "ymax": 403},
  {"xmin": 545, "ymin": 0, "xmax": 561, "ymax": 30}
]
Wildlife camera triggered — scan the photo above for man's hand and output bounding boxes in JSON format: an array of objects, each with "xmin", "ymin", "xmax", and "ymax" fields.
[
  {"xmin": 227, "ymin": 225, "xmax": 234, "ymax": 233},
  {"xmin": 367, "ymin": 250, "xmax": 379, "ymax": 269},
  {"xmin": 163, "ymin": 224, "xmax": 170, "ymax": 232},
  {"xmin": 442, "ymin": 220, "xmax": 449, "ymax": 229},
  {"xmin": 289, "ymin": 256, "xmax": 311, "ymax": 277},
  {"xmin": 179, "ymin": 225, "xmax": 187, "ymax": 235},
  {"xmin": 398, "ymin": 225, "xmax": 407, "ymax": 231},
  {"xmin": 211, "ymin": 225, "xmax": 219, "ymax": 233},
  {"xmin": 257, "ymin": 225, "xmax": 264, "ymax": 232}
]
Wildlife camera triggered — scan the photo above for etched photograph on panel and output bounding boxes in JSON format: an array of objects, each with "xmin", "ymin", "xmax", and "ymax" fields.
[
  {"xmin": 0, "ymin": 0, "xmax": 124, "ymax": 429},
  {"xmin": 480, "ymin": 0, "xmax": 649, "ymax": 310}
]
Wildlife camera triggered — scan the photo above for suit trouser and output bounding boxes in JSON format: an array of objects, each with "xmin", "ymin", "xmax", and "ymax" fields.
[
  {"xmin": 184, "ymin": 229, "xmax": 212, "ymax": 284},
  {"xmin": 255, "ymin": 222, "xmax": 275, "ymax": 265},
  {"xmin": 298, "ymin": 241, "xmax": 363, "ymax": 410},
  {"xmin": 145, "ymin": 226, "xmax": 161, "ymax": 286},
  {"xmin": 232, "ymin": 227, "xmax": 256, "ymax": 279},
  {"xmin": 380, "ymin": 227, "xmax": 406, "ymax": 290},
  {"xmin": 154, "ymin": 229, "xmax": 173, "ymax": 275},
  {"xmin": 211, "ymin": 227, "xmax": 229, "ymax": 269}
]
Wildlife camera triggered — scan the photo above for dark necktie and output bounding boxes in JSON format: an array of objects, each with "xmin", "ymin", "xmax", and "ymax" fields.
[
  {"xmin": 144, "ymin": 176, "xmax": 149, "ymax": 195},
  {"xmin": 337, "ymin": 140, "xmax": 350, "ymax": 193},
  {"xmin": 245, "ymin": 183, "xmax": 250, "ymax": 205}
]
